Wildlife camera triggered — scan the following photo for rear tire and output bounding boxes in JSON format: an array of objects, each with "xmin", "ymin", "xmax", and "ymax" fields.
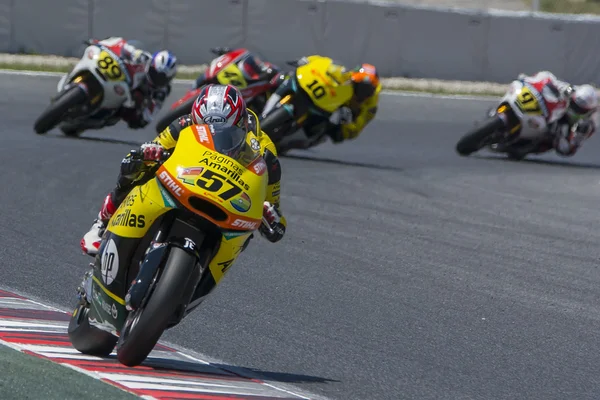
[
  {"xmin": 68, "ymin": 304, "xmax": 117, "ymax": 357},
  {"xmin": 455, "ymin": 116, "xmax": 505, "ymax": 156},
  {"xmin": 34, "ymin": 86, "xmax": 86, "ymax": 134},
  {"xmin": 116, "ymin": 247, "xmax": 197, "ymax": 367},
  {"xmin": 154, "ymin": 98, "xmax": 195, "ymax": 133}
]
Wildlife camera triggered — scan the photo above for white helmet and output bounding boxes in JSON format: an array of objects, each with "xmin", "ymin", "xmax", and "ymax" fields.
[
  {"xmin": 146, "ymin": 50, "xmax": 177, "ymax": 88},
  {"xmin": 568, "ymin": 84, "xmax": 599, "ymax": 120}
]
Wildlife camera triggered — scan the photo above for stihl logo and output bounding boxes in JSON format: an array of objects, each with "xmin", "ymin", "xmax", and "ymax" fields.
[
  {"xmin": 253, "ymin": 160, "xmax": 266, "ymax": 175},
  {"xmin": 159, "ymin": 171, "xmax": 183, "ymax": 197},
  {"xmin": 232, "ymin": 219, "xmax": 259, "ymax": 230},
  {"xmin": 196, "ymin": 125, "xmax": 210, "ymax": 143}
]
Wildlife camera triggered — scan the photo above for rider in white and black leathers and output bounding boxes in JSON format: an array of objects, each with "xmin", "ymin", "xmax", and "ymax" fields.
[
  {"xmin": 87, "ymin": 37, "xmax": 178, "ymax": 130},
  {"xmin": 514, "ymin": 71, "xmax": 599, "ymax": 157}
]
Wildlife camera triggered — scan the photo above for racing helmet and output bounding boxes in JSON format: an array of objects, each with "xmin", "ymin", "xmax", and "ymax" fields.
[
  {"xmin": 351, "ymin": 63, "xmax": 380, "ymax": 102},
  {"xmin": 567, "ymin": 84, "xmax": 599, "ymax": 121},
  {"xmin": 147, "ymin": 50, "xmax": 177, "ymax": 87},
  {"xmin": 238, "ymin": 53, "xmax": 269, "ymax": 81},
  {"xmin": 191, "ymin": 84, "xmax": 249, "ymax": 131}
]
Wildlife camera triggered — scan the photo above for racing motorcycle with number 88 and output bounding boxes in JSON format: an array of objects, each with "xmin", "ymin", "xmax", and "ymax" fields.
[{"xmin": 34, "ymin": 38, "xmax": 136, "ymax": 136}]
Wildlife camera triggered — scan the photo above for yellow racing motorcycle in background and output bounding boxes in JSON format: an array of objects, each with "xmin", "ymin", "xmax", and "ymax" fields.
[
  {"xmin": 259, "ymin": 55, "xmax": 354, "ymax": 154},
  {"xmin": 68, "ymin": 123, "xmax": 269, "ymax": 367}
]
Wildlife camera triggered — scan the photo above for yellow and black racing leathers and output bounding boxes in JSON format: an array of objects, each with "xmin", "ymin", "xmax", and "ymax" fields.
[
  {"xmin": 106, "ymin": 109, "xmax": 286, "ymax": 240},
  {"xmin": 335, "ymin": 80, "xmax": 382, "ymax": 142}
]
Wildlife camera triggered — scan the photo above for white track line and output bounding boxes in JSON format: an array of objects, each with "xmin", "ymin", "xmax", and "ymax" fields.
[{"xmin": 0, "ymin": 291, "xmax": 319, "ymax": 399}]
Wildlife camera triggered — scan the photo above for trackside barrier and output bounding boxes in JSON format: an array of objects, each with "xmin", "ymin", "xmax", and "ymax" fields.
[{"xmin": 3, "ymin": 0, "xmax": 600, "ymax": 84}]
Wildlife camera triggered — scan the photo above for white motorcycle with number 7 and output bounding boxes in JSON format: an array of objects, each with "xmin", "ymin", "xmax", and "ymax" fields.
[
  {"xmin": 455, "ymin": 78, "xmax": 568, "ymax": 159},
  {"xmin": 33, "ymin": 38, "xmax": 135, "ymax": 136}
]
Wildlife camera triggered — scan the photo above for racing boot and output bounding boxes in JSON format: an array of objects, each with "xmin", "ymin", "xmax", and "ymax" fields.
[{"xmin": 80, "ymin": 193, "xmax": 117, "ymax": 257}]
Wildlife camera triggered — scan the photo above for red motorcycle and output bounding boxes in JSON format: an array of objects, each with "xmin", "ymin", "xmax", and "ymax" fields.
[{"xmin": 154, "ymin": 47, "xmax": 283, "ymax": 133}]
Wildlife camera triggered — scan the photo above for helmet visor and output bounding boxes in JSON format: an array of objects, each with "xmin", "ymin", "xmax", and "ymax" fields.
[
  {"xmin": 210, "ymin": 125, "xmax": 248, "ymax": 159},
  {"xmin": 570, "ymin": 100, "xmax": 595, "ymax": 119},
  {"xmin": 148, "ymin": 68, "xmax": 169, "ymax": 87}
]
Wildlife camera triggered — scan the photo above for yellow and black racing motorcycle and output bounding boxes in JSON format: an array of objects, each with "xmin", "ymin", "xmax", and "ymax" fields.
[
  {"xmin": 68, "ymin": 123, "xmax": 270, "ymax": 367},
  {"xmin": 259, "ymin": 55, "xmax": 354, "ymax": 154}
]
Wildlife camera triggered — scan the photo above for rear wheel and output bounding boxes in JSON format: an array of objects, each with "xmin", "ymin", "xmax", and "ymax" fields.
[
  {"xmin": 455, "ymin": 116, "xmax": 506, "ymax": 156},
  {"xmin": 155, "ymin": 98, "xmax": 195, "ymax": 133},
  {"xmin": 116, "ymin": 247, "xmax": 197, "ymax": 367},
  {"xmin": 34, "ymin": 86, "xmax": 86, "ymax": 134},
  {"xmin": 68, "ymin": 303, "xmax": 117, "ymax": 357}
]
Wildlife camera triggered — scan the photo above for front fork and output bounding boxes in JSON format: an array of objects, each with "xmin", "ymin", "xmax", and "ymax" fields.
[
  {"xmin": 487, "ymin": 103, "xmax": 522, "ymax": 143},
  {"xmin": 77, "ymin": 267, "xmax": 94, "ymax": 305}
]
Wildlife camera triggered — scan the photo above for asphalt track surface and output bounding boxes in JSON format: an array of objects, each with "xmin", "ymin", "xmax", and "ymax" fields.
[{"xmin": 3, "ymin": 74, "xmax": 600, "ymax": 400}]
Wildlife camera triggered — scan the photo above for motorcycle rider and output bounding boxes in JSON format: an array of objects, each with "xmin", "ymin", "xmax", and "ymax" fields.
[
  {"xmin": 81, "ymin": 84, "xmax": 286, "ymax": 256},
  {"xmin": 292, "ymin": 56, "xmax": 382, "ymax": 146},
  {"xmin": 513, "ymin": 70, "xmax": 599, "ymax": 157},
  {"xmin": 192, "ymin": 47, "xmax": 281, "ymax": 89},
  {"xmin": 87, "ymin": 37, "xmax": 178, "ymax": 130}
]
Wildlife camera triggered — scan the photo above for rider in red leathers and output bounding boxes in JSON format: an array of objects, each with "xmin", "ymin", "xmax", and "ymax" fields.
[
  {"xmin": 192, "ymin": 47, "xmax": 281, "ymax": 90},
  {"xmin": 503, "ymin": 71, "xmax": 599, "ymax": 158}
]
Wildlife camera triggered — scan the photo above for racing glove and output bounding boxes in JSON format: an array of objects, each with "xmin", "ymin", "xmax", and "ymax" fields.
[
  {"xmin": 574, "ymin": 119, "xmax": 594, "ymax": 137},
  {"xmin": 120, "ymin": 142, "xmax": 166, "ymax": 178},
  {"xmin": 259, "ymin": 201, "xmax": 285, "ymax": 243},
  {"xmin": 329, "ymin": 106, "xmax": 353, "ymax": 125}
]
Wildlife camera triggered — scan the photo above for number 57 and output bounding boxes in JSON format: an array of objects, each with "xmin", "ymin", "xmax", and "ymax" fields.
[{"xmin": 196, "ymin": 170, "xmax": 242, "ymax": 200}]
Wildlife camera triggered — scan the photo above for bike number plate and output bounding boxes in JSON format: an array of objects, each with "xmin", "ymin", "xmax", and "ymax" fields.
[
  {"xmin": 515, "ymin": 86, "xmax": 543, "ymax": 115},
  {"xmin": 97, "ymin": 50, "xmax": 126, "ymax": 82},
  {"xmin": 217, "ymin": 64, "xmax": 248, "ymax": 88}
]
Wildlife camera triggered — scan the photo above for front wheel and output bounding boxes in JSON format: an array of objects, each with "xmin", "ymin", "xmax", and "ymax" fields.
[
  {"xmin": 34, "ymin": 86, "xmax": 86, "ymax": 134},
  {"xmin": 260, "ymin": 106, "xmax": 294, "ymax": 145},
  {"xmin": 116, "ymin": 247, "xmax": 198, "ymax": 367},
  {"xmin": 455, "ymin": 116, "xmax": 506, "ymax": 156}
]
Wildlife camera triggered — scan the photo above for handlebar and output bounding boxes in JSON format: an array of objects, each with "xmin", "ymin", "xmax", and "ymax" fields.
[{"xmin": 129, "ymin": 149, "xmax": 171, "ymax": 163}]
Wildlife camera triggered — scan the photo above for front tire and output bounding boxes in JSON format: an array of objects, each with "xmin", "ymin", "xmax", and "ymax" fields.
[
  {"xmin": 154, "ymin": 98, "xmax": 195, "ymax": 133},
  {"xmin": 116, "ymin": 247, "xmax": 197, "ymax": 367},
  {"xmin": 260, "ymin": 106, "xmax": 294, "ymax": 145},
  {"xmin": 68, "ymin": 303, "xmax": 118, "ymax": 357},
  {"xmin": 455, "ymin": 116, "xmax": 506, "ymax": 156},
  {"xmin": 34, "ymin": 86, "xmax": 86, "ymax": 134}
]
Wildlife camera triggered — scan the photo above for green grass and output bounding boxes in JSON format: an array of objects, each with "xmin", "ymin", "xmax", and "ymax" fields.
[
  {"xmin": 393, "ymin": 88, "xmax": 501, "ymax": 97},
  {"xmin": 0, "ymin": 344, "xmax": 138, "ymax": 399},
  {"xmin": 532, "ymin": 0, "xmax": 600, "ymax": 14},
  {"xmin": 0, "ymin": 63, "xmax": 505, "ymax": 97}
]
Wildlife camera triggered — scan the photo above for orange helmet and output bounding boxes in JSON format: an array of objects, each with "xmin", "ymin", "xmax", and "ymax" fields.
[{"xmin": 351, "ymin": 63, "xmax": 379, "ymax": 101}]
